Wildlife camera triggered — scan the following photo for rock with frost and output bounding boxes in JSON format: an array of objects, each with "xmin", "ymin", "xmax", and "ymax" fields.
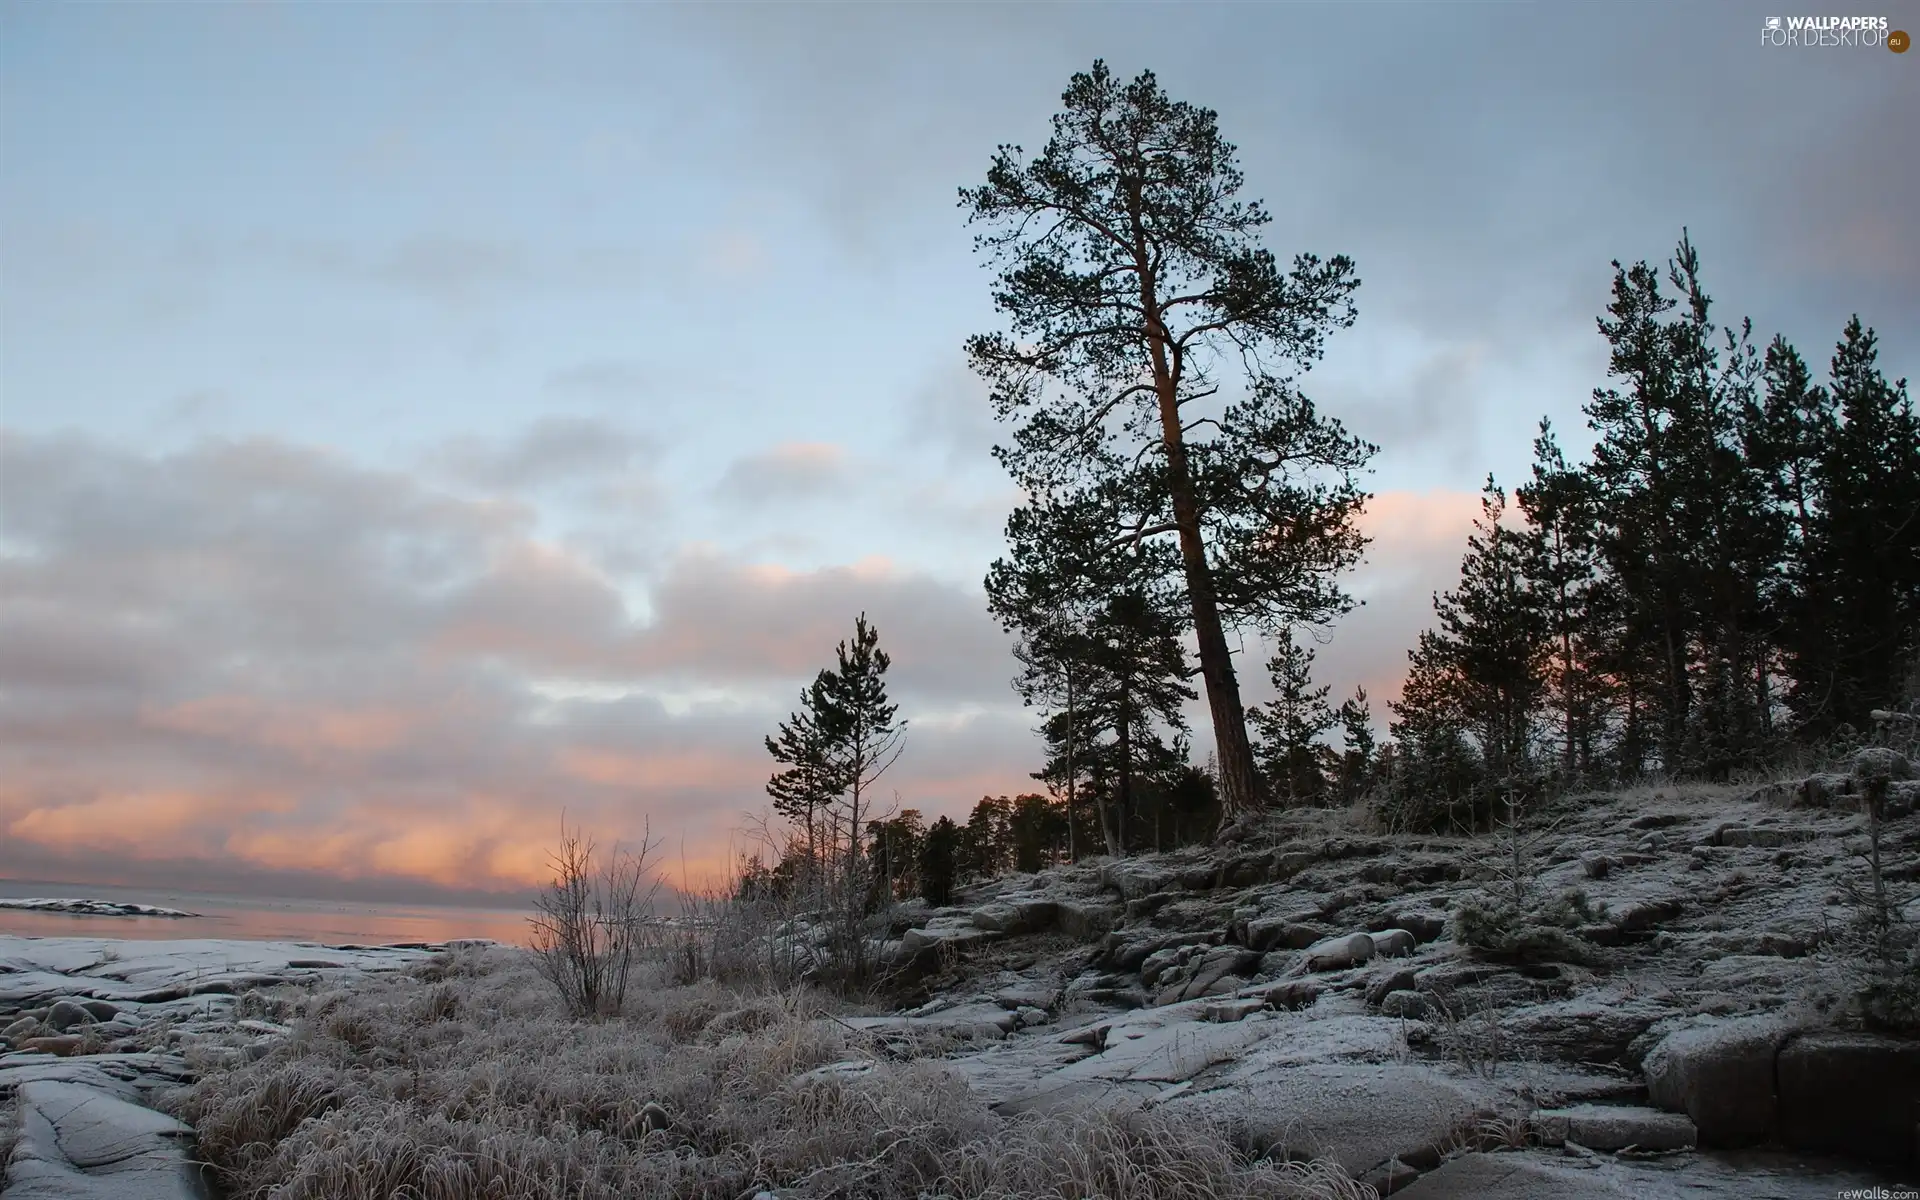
[
  {"xmin": 1304, "ymin": 932, "xmax": 1376, "ymax": 972},
  {"xmin": 5, "ymin": 1079, "xmax": 212, "ymax": 1199},
  {"xmin": 1368, "ymin": 928, "xmax": 1416, "ymax": 958},
  {"xmin": 1531, "ymin": 1103, "xmax": 1696, "ymax": 1151},
  {"xmin": 1642, "ymin": 1014, "xmax": 1791, "ymax": 1146}
]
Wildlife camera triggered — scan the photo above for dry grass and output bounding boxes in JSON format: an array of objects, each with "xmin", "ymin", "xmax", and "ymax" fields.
[
  {"xmin": 0, "ymin": 1090, "xmax": 17, "ymax": 1180},
  {"xmin": 174, "ymin": 947, "xmax": 1368, "ymax": 1200}
]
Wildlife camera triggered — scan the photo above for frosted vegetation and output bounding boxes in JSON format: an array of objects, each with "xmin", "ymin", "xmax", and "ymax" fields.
[{"xmin": 170, "ymin": 945, "xmax": 1365, "ymax": 1200}]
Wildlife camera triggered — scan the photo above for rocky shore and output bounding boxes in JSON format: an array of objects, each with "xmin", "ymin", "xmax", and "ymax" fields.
[
  {"xmin": 2, "ymin": 751, "xmax": 1915, "ymax": 1198},
  {"xmin": 0, "ymin": 938, "xmax": 449, "ymax": 1198}
]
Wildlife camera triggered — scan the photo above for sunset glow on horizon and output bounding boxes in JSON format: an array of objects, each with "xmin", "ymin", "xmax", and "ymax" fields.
[{"xmin": 3, "ymin": 5, "xmax": 1911, "ymax": 905}]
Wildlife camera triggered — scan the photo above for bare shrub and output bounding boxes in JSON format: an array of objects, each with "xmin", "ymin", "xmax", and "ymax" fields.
[
  {"xmin": 656, "ymin": 818, "xmax": 909, "ymax": 998},
  {"xmin": 527, "ymin": 818, "xmax": 663, "ymax": 1018}
]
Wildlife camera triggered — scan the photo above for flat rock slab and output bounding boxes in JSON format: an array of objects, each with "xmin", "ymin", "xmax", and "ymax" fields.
[
  {"xmin": 1534, "ymin": 1104, "xmax": 1696, "ymax": 1151},
  {"xmin": 1395, "ymin": 1148, "xmax": 1913, "ymax": 1200},
  {"xmin": 836, "ymin": 1005, "xmax": 1015, "ymax": 1040},
  {"xmin": 1391, "ymin": 1152, "xmax": 1630, "ymax": 1199},
  {"xmin": 5, "ymin": 1079, "xmax": 213, "ymax": 1199},
  {"xmin": 1160, "ymin": 1060, "xmax": 1497, "ymax": 1178},
  {"xmin": 0, "ymin": 936, "xmax": 434, "ymax": 1010},
  {"xmin": 0, "ymin": 1053, "xmax": 192, "ymax": 1106}
]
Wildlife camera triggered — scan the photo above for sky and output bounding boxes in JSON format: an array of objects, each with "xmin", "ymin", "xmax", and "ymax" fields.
[{"xmin": 2, "ymin": 2, "xmax": 1915, "ymax": 905}]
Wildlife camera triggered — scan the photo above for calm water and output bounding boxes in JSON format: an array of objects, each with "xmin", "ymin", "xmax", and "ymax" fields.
[{"xmin": 0, "ymin": 878, "xmax": 535, "ymax": 947}]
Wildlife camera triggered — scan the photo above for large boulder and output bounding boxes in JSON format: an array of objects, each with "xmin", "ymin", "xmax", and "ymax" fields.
[
  {"xmin": 1775, "ymin": 1031, "xmax": 1920, "ymax": 1163},
  {"xmin": 1054, "ymin": 899, "xmax": 1120, "ymax": 941},
  {"xmin": 1304, "ymin": 932, "xmax": 1376, "ymax": 972},
  {"xmin": 968, "ymin": 895, "xmax": 1059, "ymax": 935},
  {"xmin": 1245, "ymin": 917, "xmax": 1324, "ymax": 953},
  {"xmin": 44, "ymin": 999, "xmax": 97, "ymax": 1034},
  {"xmin": 1642, "ymin": 1015, "xmax": 1792, "ymax": 1146},
  {"xmin": 1153, "ymin": 946, "xmax": 1261, "ymax": 1005}
]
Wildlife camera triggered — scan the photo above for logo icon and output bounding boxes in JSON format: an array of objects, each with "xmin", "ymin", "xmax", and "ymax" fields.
[
  {"xmin": 1892, "ymin": 29, "xmax": 1911, "ymax": 52},
  {"xmin": 1765, "ymin": 16, "xmax": 1782, "ymax": 31}
]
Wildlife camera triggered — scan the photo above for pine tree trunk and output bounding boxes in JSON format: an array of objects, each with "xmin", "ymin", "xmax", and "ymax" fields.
[
  {"xmin": 1131, "ymin": 216, "xmax": 1263, "ymax": 824},
  {"xmin": 1065, "ymin": 666, "xmax": 1077, "ymax": 862},
  {"xmin": 1117, "ymin": 690, "xmax": 1133, "ymax": 854}
]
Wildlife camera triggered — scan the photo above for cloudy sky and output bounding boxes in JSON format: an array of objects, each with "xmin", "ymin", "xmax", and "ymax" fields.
[{"xmin": 2, "ymin": 2, "xmax": 1914, "ymax": 904}]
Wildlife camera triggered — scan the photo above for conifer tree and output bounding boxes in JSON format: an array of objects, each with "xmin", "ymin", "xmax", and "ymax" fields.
[
  {"xmin": 1249, "ymin": 628, "xmax": 1335, "ymax": 805},
  {"xmin": 1334, "ymin": 686, "xmax": 1376, "ymax": 803},
  {"xmin": 1800, "ymin": 318, "xmax": 1920, "ymax": 734},
  {"xmin": 765, "ymin": 675, "xmax": 847, "ymax": 879},
  {"xmin": 918, "ymin": 817, "xmax": 962, "ymax": 906},
  {"xmin": 1385, "ymin": 634, "xmax": 1483, "ymax": 830},
  {"xmin": 1749, "ymin": 334, "xmax": 1834, "ymax": 732},
  {"xmin": 1583, "ymin": 232, "xmax": 1772, "ymax": 775},
  {"xmin": 1436, "ymin": 479, "xmax": 1550, "ymax": 783},
  {"xmin": 812, "ymin": 613, "xmax": 906, "ymax": 874},
  {"xmin": 964, "ymin": 60, "xmax": 1374, "ymax": 821},
  {"xmin": 1517, "ymin": 421, "xmax": 1607, "ymax": 781}
]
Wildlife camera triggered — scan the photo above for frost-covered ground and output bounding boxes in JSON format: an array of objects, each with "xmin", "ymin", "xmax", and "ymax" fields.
[
  {"xmin": 1, "ymin": 936, "xmax": 445, "ymax": 1199},
  {"xmin": 2, "ymin": 939, "xmax": 1366, "ymax": 1200}
]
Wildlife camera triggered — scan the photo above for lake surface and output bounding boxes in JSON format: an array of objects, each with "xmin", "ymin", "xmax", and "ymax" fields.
[{"xmin": 0, "ymin": 878, "xmax": 535, "ymax": 947}]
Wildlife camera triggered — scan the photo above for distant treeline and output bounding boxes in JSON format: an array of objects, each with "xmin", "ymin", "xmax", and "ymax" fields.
[{"xmin": 1376, "ymin": 235, "xmax": 1918, "ymax": 830}]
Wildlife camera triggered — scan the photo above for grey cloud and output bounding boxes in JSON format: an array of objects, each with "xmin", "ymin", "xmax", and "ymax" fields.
[
  {"xmin": 374, "ymin": 236, "xmax": 530, "ymax": 302},
  {"xmin": 713, "ymin": 442, "xmax": 849, "ymax": 506},
  {"xmin": 430, "ymin": 415, "xmax": 657, "ymax": 491},
  {"xmin": 544, "ymin": 360, "xmax": 657, "ymax": 399},
  {"xmin": 902, "ymin": 354, "xmax": 1003, "ymax": 470},
  {"xmin": 625, "ymin": 548, "xmax": 1020, "ymax": 706}
]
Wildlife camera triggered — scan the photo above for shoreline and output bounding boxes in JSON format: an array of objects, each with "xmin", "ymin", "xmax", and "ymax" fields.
[{"xmin": 0, "ymin": 885, "xmax": 536, "ymax": 949}]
